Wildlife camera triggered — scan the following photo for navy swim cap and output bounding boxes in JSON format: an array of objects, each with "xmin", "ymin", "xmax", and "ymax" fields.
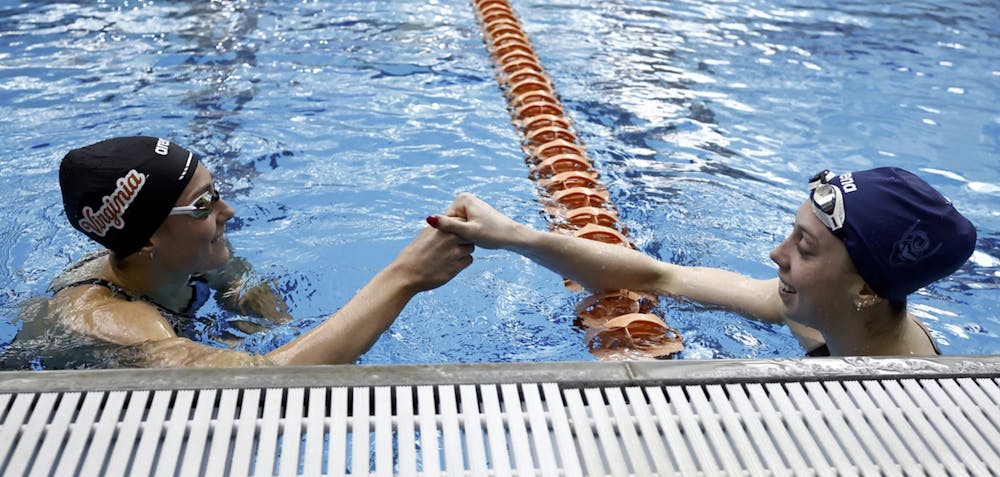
[
  {"xmin": 817, "ymin": 167, "xmax": 976, "ymax": 302},
  {"xmin": 60, "ymin": 137, "xmax": 200, "ymax": 257}
]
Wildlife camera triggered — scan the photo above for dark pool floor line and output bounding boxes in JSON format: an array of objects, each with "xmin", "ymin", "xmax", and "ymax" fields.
[{"xmin": 1, "ymin": 356, "xmax": 998, "ymax": 476}]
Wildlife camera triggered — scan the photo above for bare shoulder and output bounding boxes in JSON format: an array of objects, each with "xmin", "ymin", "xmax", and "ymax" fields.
[
  {"xmin": 49, "ymin": 285, "xmax": 271, "ymax": 368},
  {"xmin": 50, "ymin": 285, "xmax": 177, "ymax": 346}
]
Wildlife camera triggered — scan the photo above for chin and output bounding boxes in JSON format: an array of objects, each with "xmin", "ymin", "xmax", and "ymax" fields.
[
  {"xmin": 203, "ymin": 248, "xmax": 230, "ymax": 271},
  {"xmin": 213, "ymin": 250, "xmax": 231, "ymax": 268}
]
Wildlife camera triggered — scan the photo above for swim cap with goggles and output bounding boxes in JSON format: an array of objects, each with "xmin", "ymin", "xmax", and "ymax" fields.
[
  {"xmin": 808, "ymin": 167, "xmax": 976, "ymax": 302},
  {"xmin": 60, "ymin": 136, "xmax": 200, "ymax": 257}
]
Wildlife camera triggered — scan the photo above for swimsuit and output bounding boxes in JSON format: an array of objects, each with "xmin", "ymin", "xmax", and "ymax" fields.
[
  {"xmin": 52, "ymin": 277, "xmax": 211, "ymax": 316},
  {"xmin": 49, "ymin": 250, "xmax": 212, "ymax": 334}
]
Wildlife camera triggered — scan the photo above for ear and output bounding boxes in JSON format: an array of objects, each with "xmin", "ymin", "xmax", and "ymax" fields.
[
  {"xmin": 858, "ymin": 283, "xmax": 880, "ymax": 298},
  {"xmin": 137, "ymin": 235, "xmax": 159, "ymax": 261},
  {"xmin": 854, "ymin": 283, "xmax": 883, "ymax": 311}
]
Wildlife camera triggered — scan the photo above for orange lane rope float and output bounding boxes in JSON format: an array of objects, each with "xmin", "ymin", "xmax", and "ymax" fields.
[{"xmin": 472, "ymin": 0, "xmax": 683, "ymax": 359}]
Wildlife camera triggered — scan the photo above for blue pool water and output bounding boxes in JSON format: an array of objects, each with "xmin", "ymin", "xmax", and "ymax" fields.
[{"xmin": 0, "ymin": 0, "xmax": 997, "ymax": 367}]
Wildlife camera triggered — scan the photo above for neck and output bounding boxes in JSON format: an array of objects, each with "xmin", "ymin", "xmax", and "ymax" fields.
[
  {"xmin": 101, "ymin": 255, "xmax": 192, "ymax": 311},
  {"xmin": 821, "ymin": 307, "xmax": 917, "ymax": 356}
]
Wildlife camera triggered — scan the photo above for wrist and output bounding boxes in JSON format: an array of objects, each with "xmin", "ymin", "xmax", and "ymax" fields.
[
  {"xmin": 507, "ymin": 223, "xmax": 543, "ymax": 253},
  {"xmin": 378, "ymin": 261, "xmax": 425, "ymax": 296}
]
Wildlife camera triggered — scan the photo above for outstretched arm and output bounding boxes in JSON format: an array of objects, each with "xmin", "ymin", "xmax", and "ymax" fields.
[
  {"xmin": 431, "ymin": 193, "xmax": 784, "ymax": 323},
  {"xmin": 55, "ymin": 226, "xmax": 474, "ymax": 367},
  {"xmin": 262, "ymin": 225, "xmax": 474, "ymax": 365}
]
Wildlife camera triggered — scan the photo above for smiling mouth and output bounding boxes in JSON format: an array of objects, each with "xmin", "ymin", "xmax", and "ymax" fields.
[
  {"xmin": 211, "ymin": 233, "xmax": 225, "ymax": 244},
  {"xmin": 779, "ymin": 279, "xmax": 796, "ymax": 294}
]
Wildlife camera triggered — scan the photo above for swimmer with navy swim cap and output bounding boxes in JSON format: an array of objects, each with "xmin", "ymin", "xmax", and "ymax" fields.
[
  {"xmin": 809, "ymin": 167, "xmax": 976, "ymax": 304},
  {"xmin": 42, "ymin": 136, "xmax": 474, "ymax": 368},
  {"xmin": 432, "ymin": 167, "xmax": 977, "ymax": 356}
]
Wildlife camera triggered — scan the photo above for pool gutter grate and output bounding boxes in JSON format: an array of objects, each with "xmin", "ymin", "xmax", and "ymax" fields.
[{"xmin": 1, "ymin": 361, "xmax": 998, "ymax": 476}]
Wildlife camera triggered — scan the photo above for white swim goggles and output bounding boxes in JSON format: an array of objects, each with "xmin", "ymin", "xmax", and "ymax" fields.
[
  {"xmin": 808, "ymin": 170, "xmax": 846, "ymax": 233},
  {"xmin": 169, "ymin": 184, "xmax": 220, "ymax": 219}
]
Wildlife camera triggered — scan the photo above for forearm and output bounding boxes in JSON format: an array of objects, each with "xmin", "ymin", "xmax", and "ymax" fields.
[
  {"xmin": 507, "ymin": 225, "xmax": 668, "ymax": 293},
  {"xmin": 134, "ymin": 267, "xmax": 417, "ymax": 367},
  {"xmin": 508, "ymin": 226, "xmax": 786, "ymax": 323},
  {"xmin": 138, "ymin": 338, "xmax": 276, "ymax": 367},
  {"xmin": 266, "ymin": 265, "xmax": 417, "ymax": 365}
]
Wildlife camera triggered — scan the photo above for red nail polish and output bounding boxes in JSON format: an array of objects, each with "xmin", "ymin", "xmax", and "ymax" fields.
[{"xmin": 426, "ymin": 215, "xmax": 440, "ymax": 227}]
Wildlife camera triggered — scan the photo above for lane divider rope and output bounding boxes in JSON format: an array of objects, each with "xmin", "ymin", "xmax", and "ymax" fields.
[{"xmin": 471, "ymin": 0, "xmax": 683, "ymax": 359}]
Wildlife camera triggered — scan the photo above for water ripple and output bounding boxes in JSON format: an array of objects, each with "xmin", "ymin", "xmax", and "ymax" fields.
[{"xmin": 1, "ymin": 0, "xmax": 997, "ymax": 365}]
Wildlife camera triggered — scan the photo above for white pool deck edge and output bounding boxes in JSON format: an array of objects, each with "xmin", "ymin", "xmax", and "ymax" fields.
[
  {"xmin": 1, "ymin": 357, "xmax": 998, "ymax": 476},
  {"xmin": 1, "ymin": 355, "xmax": 998, "ymax": 392}
]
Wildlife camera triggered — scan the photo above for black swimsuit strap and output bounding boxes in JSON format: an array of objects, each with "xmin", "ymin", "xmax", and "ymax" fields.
[
  {"xmin": 806, "ymin": 343, "xmax": 830, "ymax": 357},
  {"xmin": 54, "ymin": 278, "xmax": 190, "ymax": 318},
  {"xmin": 806, "ymin": 316, "xmax": 941, "ymax": 357},
  {"xmin": 55, "ymin": 278, "xmax": 136, "ymax": 301}
]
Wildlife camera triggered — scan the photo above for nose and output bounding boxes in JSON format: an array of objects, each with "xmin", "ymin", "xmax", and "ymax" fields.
[
  {"xmin": 770, "ymin": 235, "xmax": 791, "ymax": 269},
  {"xmin": 216, "ymin": 198, "xmax": 235, "ymax": 223}
]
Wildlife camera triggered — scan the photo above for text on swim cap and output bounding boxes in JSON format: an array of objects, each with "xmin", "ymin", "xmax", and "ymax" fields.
[
  {"xmin": 154, "ymin": 138, "xmax": 170, "ymax": 155},
  {"xmin": 78, "ymin": 169, "xmax": 147, "ymax": 238},
  {"xmin": 839, "ymin": 172, "xmax": 858, "ymax": 193}
]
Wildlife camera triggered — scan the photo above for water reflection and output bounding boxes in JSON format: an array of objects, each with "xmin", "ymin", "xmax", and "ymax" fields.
[
  {"xmin": 523, "ymin": 0, "xmax": 999, "ymax": 355},
  {"xmin": 0, "ymin": 0, "xmax": 997, "ymax": 365}
]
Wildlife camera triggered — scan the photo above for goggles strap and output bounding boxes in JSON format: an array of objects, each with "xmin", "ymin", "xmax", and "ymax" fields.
[{"xmin": 808, "ymin": 169, "xmax": 836, "ymax": 191}]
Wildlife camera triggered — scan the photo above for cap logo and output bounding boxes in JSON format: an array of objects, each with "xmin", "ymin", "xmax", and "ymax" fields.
[
  {"xmin": 891, "ymin": 220, "xmax": 942, "ymax": 265},
  {"xmin": 78, "ymin": 169, "xmax": 148, "ymax": 237},
  {"xmin": 838, "ymin": 172, "xmax": 858, "ymax": 193},
  {"xmin": 154, "ymin": 138, "xmax": 170, "ymax": 155}
]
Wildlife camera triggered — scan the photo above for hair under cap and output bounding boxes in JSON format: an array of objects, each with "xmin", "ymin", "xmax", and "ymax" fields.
[
  {"xmin": 823, "ymin": 167, "xmax": 976, "ymax": 302},
  {"xmin": 60, "ymin": 136, "xmax": 199, "ymax": 257}
]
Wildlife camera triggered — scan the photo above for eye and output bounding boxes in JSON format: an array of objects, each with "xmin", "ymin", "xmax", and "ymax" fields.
[
  {"xmin": 192, "ymin": 191, "xmax": 214, "ymax": 211},
  {"xmin": 788, "ymin": 228, "xmax": 805, "ymax": 254},
  {"xmin": 796, "ymin": 236, "xmax": 812, "ymax": 256}
]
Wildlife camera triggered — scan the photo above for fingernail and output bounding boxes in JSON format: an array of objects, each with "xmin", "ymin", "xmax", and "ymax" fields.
[{"xmin": 426, "ymin": 215, "xmax": 440, "ymax": 227}]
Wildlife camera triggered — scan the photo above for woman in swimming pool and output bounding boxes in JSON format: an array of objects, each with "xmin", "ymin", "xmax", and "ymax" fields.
[
  {"xmin": 430, "ymin": 168, "xmax": 977, "ymax": 356},
  {"xmin": 49, "ymin": 136, "xmax": 474, "ymax": 367}
]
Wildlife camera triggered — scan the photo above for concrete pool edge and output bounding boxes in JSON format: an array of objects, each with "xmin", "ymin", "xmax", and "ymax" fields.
[{"xmin": 1, "ymin": 355, "xmax": 997, "ymax": 393}]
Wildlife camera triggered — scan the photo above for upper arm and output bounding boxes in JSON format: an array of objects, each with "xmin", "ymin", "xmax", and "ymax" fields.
[
  {"xmin": 784, "ymin": 318, "xmax": 825, "ymax": 352},
  {"xmin": 52, "ymin": 287, "xmax": 272, "ymax": 367},
  {"xmin": 53, "ymin": 288, "xmax": 177, "ymax": 345},
  {"xmin": 656, "ymin": 267, "xmax": 825, "ymax": 350},
  {"xmin": 136, "ymin": 337, "xmax": 273, "ymax": 367},
  {"xmin": 656, "ymin": 265, "xmax": 784, "ymax": 323},
  {"xmin": 78, "ymin": 307, "xmax": 272, "ymax": 368}
]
